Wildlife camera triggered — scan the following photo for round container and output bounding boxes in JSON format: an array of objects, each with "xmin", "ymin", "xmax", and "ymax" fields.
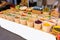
[
  {"xmin": 26, "ymin": 8, "xmax": 32, "ymax": 12},
  {"xmin": 0, "ymin": 14, "xmax": 3, "ymax": 18},
  {"xmin": 42, "ymin": 21, "xmax": 52, "ymax": 32},
  {"xmin": 27, "ymin": 20, "xmax": 34, "ymax": 27},
  {"xmin": 49, "ymin": 19, "xmax": 57, "ymax": 26},
  {"xmin": 1, "ymin": 14, "xmax": 6, "ymax": 19},
  {"xmin": 39, "ymin": 17, "xmax": 46, "ymax": 21},
  {"xmin": 14, "ymin": 17, "xmax": 20, "ymax": 23},
  {"xmin": 20, "ymin": 19, "xmax": 27, "ymax": 25},
  {"xmin": 20, "ymin": 17, "xmax": 28, "ymax": 25},
  {"xmin": 52, "ymin": 26, "xmax": 60, "ymax": 35},
  {"xmin": 34, "ymin": 20, "xmax": 42, "ymax": 30},
  {"xmin": 6, "ymin": 16, "xmax": 13, "ymax": 21},
  {"xmin": 20, "ymin": 6, "xmax": 27, "ymax": 11},
  {"xmin": 43, "ymin": 12, "xmax": 49, "ymax": 16}
]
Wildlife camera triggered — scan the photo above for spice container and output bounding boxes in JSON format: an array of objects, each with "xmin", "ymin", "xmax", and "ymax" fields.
[
  {"xmin": 34, "ymin": 20, "xmax": 42, "ymax": 30},
  {"xmin": 42, "ymin": 21, "xmax": 52, "ymax": 32}
]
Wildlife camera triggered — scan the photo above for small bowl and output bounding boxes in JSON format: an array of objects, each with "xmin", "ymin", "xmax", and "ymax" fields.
[{"xmin": 52, "ymin": 26, "xmax": 60, "ymax": 35}]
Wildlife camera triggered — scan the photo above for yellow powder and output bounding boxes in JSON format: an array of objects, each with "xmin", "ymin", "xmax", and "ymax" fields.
[{"xmin": 43, "ymin": 22, "xmax": 51, "ymax": 26}]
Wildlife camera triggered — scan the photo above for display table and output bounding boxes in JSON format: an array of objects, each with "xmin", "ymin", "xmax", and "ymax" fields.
[{"xmin": 0, "ymin": 18, "xmax": 56, "ymax": 40}]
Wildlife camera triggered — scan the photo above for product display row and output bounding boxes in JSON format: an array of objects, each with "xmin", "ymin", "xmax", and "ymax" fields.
[{"xmin": 0, "ymin": 6, "xmax": 60, "ymax": 39}]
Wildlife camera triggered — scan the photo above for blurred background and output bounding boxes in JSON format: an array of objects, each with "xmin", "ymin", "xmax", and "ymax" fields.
[{"xmin": 0, "ymin": 0, "xmax": 60, "ymax": 11}]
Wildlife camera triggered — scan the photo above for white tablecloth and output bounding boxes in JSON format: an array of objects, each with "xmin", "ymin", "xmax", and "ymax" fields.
[{"xmin": 0, "ymin": 18, "xmax": 56, "ymax": 40}]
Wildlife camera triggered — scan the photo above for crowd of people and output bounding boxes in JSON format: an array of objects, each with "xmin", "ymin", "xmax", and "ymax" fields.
[
  {"xmin": 0, "ymin": 0, "xmax": 60, "ymax": 12},
  {"xmin": 0, "ymin": 0, "xmax": 10, "ymax": 11},
  {"xmin": 0, "ymin": 0, "xmax": 21, "ymax": 11}
]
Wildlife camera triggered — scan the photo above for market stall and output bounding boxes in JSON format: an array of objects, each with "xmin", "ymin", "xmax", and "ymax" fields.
[
  {"xmin": 0, "ymin": 5, "xmax": 60, "ymax": 40},
  {"xmin": 0, "ymin": 0, "xmax": 60, "ymax": 39},
  {"xmin": 0, "ymin": 18, "xmax": 56, "ymax": 40}
]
